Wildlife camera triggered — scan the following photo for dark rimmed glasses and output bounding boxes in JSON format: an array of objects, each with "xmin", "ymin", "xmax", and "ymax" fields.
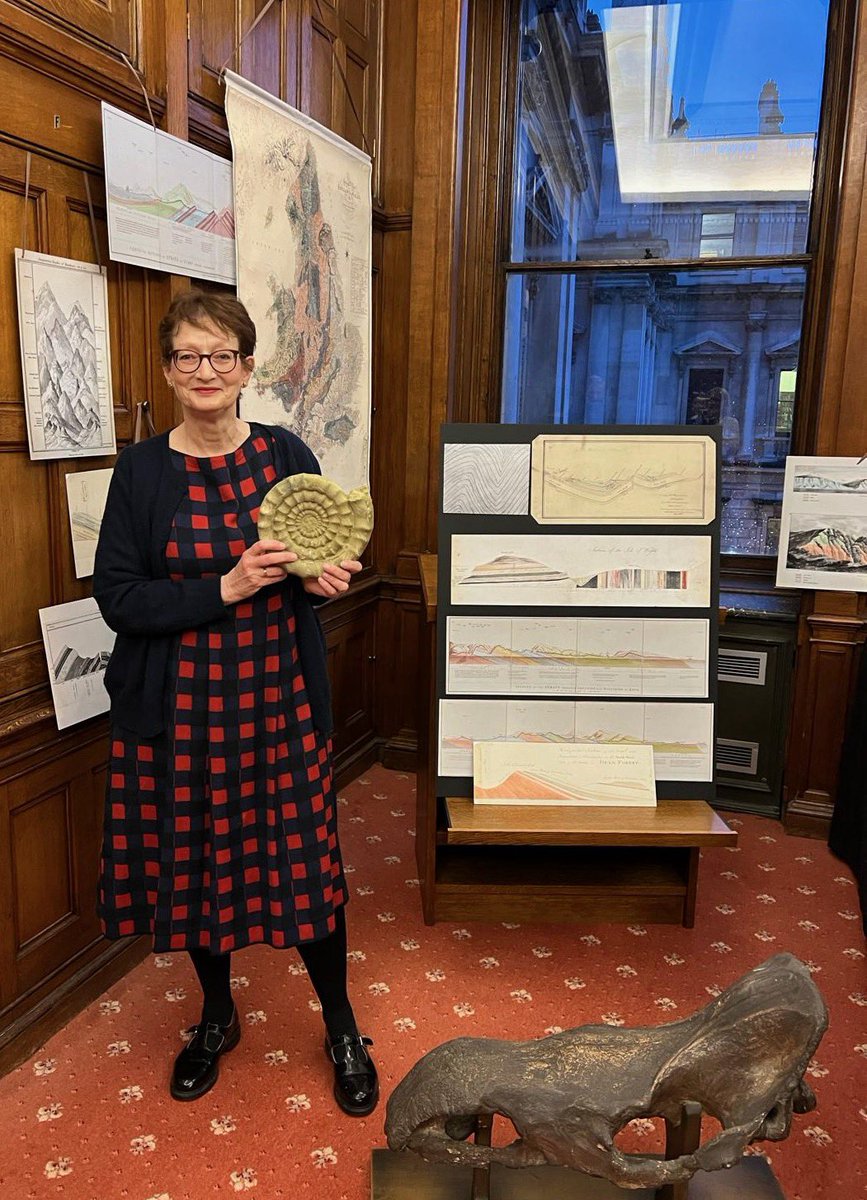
[{"xmin": 170, "ymin": 349, "xmax": 247, "ymax": 374}]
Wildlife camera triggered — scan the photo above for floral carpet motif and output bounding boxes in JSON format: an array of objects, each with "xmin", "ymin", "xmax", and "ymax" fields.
[{"xmin": 0, "ymin": 765, "xmax": 864, "ymax": 1198}]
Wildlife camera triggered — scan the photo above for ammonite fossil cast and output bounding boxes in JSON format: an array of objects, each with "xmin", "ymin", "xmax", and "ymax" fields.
[{"xmin": 258, "ymin": 473, "xmax": 374, "ymax": 578}]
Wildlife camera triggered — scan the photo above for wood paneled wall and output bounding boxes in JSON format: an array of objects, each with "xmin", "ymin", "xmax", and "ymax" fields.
[{"xmin": 0, "ymin": 0, "xmax": 417, "ymax": 1071}]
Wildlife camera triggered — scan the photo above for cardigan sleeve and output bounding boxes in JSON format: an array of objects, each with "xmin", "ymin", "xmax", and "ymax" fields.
[{"xmin": 93, "ymin": 449, "xmax": 231, "ymax": 636}]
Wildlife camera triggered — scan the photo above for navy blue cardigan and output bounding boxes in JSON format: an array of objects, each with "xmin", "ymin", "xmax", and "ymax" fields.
[{"xmin": 92, "ymin": 423, "xmax": 332, "ymax": 739}]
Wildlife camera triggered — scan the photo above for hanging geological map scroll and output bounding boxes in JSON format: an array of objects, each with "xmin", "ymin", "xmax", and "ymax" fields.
[{"xmin": 224, "ymin": 72, "xmax": 372, "ymax": 490}]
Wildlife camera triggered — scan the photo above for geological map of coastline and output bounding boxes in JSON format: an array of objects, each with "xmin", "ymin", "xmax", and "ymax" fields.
[
  {"xmin": 107, "ymin": 181, "xmax": 234, "ymax": 238},
  {"xmin": 35, "ymin": 282, "xmax": 103, "ymax": 451},
  {"xmin": 786, "ymin": 525, "xmax": 867, "ymax": 572},
  {"xmin": 449, "ymin": 643, "xmax": 699, "ymax": 670},
  {"xmin": 475, "ymin": 771, "xmax": 651, "ymax": 804}
]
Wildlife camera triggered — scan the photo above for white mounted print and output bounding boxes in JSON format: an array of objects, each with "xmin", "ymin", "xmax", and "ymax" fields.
[
  {"xmin": 531, "ymin": 433, "xmax": 716, "ymax": 525},
  {"xmin": 65, "ymin": 468, "xmax": 113, "ymax": 578},
  {"xmin": 438, "ymin": 698, "xmax": 713, "ymax": 782},
  {"xmin": 15, "ymin": 250, "xmax": 116, "ymax": 461},
  {"xmin": 39, "ymin": 597, "xmax": 115, "ymax": 728},
  {"xmin": 446, "ymin": 616, "xmax": 709, "ymax": 698},
  {"xmin": 443, "ymin": 443, "xmax": 531, "ymax": 515},
  {"xmin": 777, "ymin": 456, "xmax": 867, "ymax": 592},
  {"xmin": 451, "ymin": 533, "xmax": 712, "ymax": 608}
]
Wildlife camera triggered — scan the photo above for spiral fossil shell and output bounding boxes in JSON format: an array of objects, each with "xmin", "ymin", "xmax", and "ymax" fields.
[{"xmin": 257, "ymin": 473, "xmax": 374, "ymax": 578}]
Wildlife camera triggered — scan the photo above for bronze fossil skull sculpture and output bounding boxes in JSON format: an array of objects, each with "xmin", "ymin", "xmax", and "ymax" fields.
[{"xmin": 385, "ymin": 953, "xmax": 827, "ymax": 1190}]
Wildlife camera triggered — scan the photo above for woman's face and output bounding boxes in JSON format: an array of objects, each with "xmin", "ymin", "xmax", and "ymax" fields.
[{"xmin": 163, "ymin": 319, "xmax": 253, "ymax": 420}]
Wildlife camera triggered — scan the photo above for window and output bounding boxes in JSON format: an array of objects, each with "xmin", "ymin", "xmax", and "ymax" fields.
[
  {"xmin": 699, "ymin": 212, "xmax": 735, "ymax": 258},
  {"xmin": 775, "ymin": 368, "xmax": 797, "ymax": 435},
  {"xmin": 502, "ymin": 0, "xmax": 832, "ymax": 556}
]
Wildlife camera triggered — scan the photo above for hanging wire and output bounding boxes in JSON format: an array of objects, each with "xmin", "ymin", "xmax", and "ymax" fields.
[
  {"xmin": 82, "ymin": 172, "xmax": 103, "ymax": 270},
  {"xmin": 312, "ymin": 0, "xmax": 372, "ymax": 156},
  {"xmin": 20, "ymin": 150, "xmax": 31, "ymax": 251},
  {"xmin": 119, "ymin": 51, "xmax": 158, "ymax": 129},
  {"xmin": 219, "ymin": 0, "xmax": 281, "ymax": 75}
]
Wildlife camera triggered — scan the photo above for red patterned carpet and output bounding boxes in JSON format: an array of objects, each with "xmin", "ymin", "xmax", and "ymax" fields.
[{"xmin": 0, "ymin": 765, "xmax": 865, "ymax": 1200}]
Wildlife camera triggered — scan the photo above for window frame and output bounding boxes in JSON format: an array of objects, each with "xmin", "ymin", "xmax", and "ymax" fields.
[{"xmin": 449, "ymin": 0, "xmax": 858, "ymax": 576}]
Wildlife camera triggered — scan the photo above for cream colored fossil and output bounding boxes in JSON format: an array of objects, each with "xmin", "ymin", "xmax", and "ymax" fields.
[{"xmin": 258, "ymin": 473, "xmax": 374, "ymax": 578}]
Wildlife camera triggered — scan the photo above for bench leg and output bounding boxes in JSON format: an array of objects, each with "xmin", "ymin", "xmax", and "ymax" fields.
[{"xmin": 683, "ymin": 847, "xmax": 700, "ymax": 928}]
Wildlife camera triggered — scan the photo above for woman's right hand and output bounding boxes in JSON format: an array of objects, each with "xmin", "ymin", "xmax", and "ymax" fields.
[{"xmin": 221, "ymin": 540, "xmax": 299, "ymax": 604}]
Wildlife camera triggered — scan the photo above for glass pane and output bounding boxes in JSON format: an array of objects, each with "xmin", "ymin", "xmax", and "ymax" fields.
[
  {"xmin": 501, "ymin": 266, "xmax": 807, "ymax": 555},
  {"xmin": 513, "ymin": 0, "xmax": 830, "ymax": 263}
]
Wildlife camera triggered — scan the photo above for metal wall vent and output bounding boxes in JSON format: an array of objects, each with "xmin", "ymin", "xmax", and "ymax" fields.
[
  {"xmin": 716, "ymin": 737, "xmax": 760, "ymax": 775},
  {"xmin": 718, "ymin": 648, "xmax": 767, "ymax": 686}
]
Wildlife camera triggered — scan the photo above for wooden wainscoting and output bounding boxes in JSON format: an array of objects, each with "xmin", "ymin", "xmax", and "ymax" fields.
[{"xmin": 0, "ymin": 724, "xmax": 150, "ymax": 1073}]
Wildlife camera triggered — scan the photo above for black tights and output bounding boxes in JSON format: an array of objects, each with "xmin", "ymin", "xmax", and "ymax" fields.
[{"xmin": 188, "ymin": 906, "xmax": 357, "ymax": 1040}]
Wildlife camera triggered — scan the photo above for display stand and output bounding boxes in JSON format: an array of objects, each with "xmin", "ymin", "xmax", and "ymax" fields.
[
  {"xmin": 370, "ymin": 1150, "xmax": 784, "ymax": 1200},
  {"xmin": 372, "ymin": 1107, "xmax": 785, "ymax": 1199},
  {"xmin": 415, "ymin": 556, "xmax": 737, "ymax": 927}
]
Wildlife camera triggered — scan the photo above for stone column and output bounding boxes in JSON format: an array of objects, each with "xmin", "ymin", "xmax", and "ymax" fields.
[
  {"xmin": 615, "ymin": 284, "xmax": 653, "ymax": 423},
  {"xmin": 738, "ymin": 310, "xmax": 767, "ymax": 458},
  {"xmin": 585, "ymin": 297, "xmax": 612, "ymax": 423}
]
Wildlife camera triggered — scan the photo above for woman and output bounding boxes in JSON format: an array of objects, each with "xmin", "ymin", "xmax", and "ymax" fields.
[{"xmin": 93, "ymin": 290, "xmax": 377, "ymax": 1114}]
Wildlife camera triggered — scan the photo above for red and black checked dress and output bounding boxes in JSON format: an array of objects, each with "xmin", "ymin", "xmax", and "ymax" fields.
[{"xmin": 98, "ymin": 433, "xmax": 347, "ymax": 955}]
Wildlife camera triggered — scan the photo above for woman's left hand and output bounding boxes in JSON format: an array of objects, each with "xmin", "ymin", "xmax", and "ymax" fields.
[{"xmin": 302, "ymin": 559, "xmax": 362, "ymax": 598}]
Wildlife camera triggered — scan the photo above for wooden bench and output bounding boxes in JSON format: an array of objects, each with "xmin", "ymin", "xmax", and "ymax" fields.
[{"xmin": 433, "ymin": 798, "xmax": 737, "ymax": 927}]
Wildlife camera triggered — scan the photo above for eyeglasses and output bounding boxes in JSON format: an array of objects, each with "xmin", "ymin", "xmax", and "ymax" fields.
[{"xmin": 170, "ymin": 349, "xmax": 246, "ymax": 374}]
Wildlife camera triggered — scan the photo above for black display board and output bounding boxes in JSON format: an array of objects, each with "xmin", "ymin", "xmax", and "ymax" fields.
[{"xmin": 435, "ymin": 424, "xmax": 721, "ymax": 802}]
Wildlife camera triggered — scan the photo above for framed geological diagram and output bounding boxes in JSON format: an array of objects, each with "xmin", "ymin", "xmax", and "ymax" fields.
[
  {"xmin": 436, "ymin": 423, "xmax": 721, "ymax": 801},
  {"xmin": 15, "ymin": 249, "xmax": 116, "ymax": 461}
]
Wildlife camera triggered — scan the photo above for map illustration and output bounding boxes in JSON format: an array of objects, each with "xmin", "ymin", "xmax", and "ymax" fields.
[
  {"xmin": 16, "ymin": 250, "xmax": 116, "ymax": 461},
  {"xmin": 446, "ymin": 616, "xmax": 709, "ymax": 697},
  {"xmin": 530, "ymin": 434, "xmax": 716, "ymax": 524},
  {"xmin": 102, "ymin": 103, "xmax": 235, "ymax": 285},
  {"xmin": 438, "ymin": 698, "xmax": 713, "ymax": 782},
  {"xmin": 451, "ymin": 533, "xmax": 712, "ymax": 608},
  {"xmin": 473, "ymin": 741, "xmax": 656, "ymax": 807},
  {"xmin": 106, "ymin": 180, "xmax": 234, "ymax": 239},
  {"xmin": 226, "ymin": 74, "xmax": 372, "ymax": 491}
]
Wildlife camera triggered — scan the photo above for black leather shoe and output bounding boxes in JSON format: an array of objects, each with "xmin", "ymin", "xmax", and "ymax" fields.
[
  {"xmin": 325, "ymin": 1033, "xmax": 379, "ymax": 1116},
  {"xmin": 170, "ymin": 1007, "xmax": 241, "ymax": 1101}
]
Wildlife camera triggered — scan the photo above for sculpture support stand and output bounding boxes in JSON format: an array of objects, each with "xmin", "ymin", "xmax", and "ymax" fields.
[
  {"xmin": 471, "ymin": 1113, "xmax": 494, "ymax": 1200},
  {"xmin": 659, "ymin": 1101, "xmax": 703, "ymax": 1200},
  {"xmin": 371, "ymin": 1107, "xmax": 786, "ymax": 1200}
]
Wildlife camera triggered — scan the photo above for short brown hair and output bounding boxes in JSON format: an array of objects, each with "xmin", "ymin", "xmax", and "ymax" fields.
[{"xmin": 158, "ymin": 290, "xmax": 257, "ymax": 361}]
